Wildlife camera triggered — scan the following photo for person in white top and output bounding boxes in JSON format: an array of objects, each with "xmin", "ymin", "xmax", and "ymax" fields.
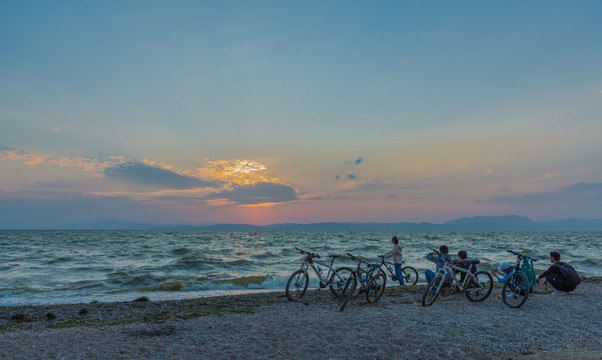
[{"xmin": 380, "ymin": 236, "xmax": 404, "ymax": 285}]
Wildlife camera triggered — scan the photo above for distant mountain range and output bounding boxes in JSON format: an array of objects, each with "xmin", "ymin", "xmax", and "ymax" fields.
[{"xmin": 32, "ymin": 215, "xmax": 602, "ymax": 231}]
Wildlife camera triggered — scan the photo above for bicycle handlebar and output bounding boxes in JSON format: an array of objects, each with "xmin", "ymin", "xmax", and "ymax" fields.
[
  {"xmin": 346, "ymin": 253, "xmax": 381, "ymax": 268},
  {"xmin": 346, "ymin": 252, "xmax": 359, "ymax": 261},
  {"xmin": 295, "ymin": 247, "xmax": 320, "ymax": 259},
  {"xmin": 507, "ymin": 250, "xmax": 538, "ymax": 261}
]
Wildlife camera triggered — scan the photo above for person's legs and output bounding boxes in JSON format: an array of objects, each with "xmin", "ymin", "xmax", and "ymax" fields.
[
  {"xmin": 545, "ymin": 274, "xmax": 573, "ymax": 292},
  {"xmin": 425, "ymin": 269, "xmax": 435, "ymax": 284},
  {"xmin": 394, "ymin": 263, "xmax": 404, "ymax": 285}
]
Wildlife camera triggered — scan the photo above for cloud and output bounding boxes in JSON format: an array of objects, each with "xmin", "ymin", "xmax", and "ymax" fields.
[
  {"xmin": 345, "ymin": 156, "xmax": 365, "ymax": 165},
  {"xmin": 105, "ymin": 162, "xmax": 217, "ymax": 189},
  {"xmin": 346, "ymin": 174, "xmax": 357, "ymax": 180},
  {"xmin": 0, "ymin": 149, "xmax": 113, "ymax": 174},
  {"xmin": 335, "ymin": 174, "xmax": 340, "ymax": 180},
  {"xmin": 510, "ymin": 173, "xmax": 559, "ymax": 187},
  {"xmin": 478, "ymin": 182, "xmax": 602, "ymax": 205},
  {"xmin": 1, "ymin": 149, "xmax": 51, "ymax": 166},
  {"xmin": 207, "ymin": 182, "xmax": 298, "ymax": 205},
  {"xmin": 195, "ymin": 159, "xmax": 274, "ymax": 185}
]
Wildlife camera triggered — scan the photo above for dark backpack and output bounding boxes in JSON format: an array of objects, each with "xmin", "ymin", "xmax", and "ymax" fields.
[{"xmin": 558, "ymin": 263, "xmax": 581, "ymax": 287}]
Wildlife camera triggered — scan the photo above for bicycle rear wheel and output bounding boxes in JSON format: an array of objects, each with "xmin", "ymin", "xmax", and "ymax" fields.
[
  {"xmin": 422, "ymin": 275, "xmax": 442, "ymax": 306},
  {"xmin": 349, "ymin": 270, "xmax": 369, "ymax": 300},
  {"xmin": 366, "ymin": 271, "xmax": 386, "ymax": 303},
  {"xmin": 502, "ymin": 272, "xmax": 530, "ymax": 308},
  {"xmin": 337, "ymin": 273, "xmax": 357, "ymax": 311},
  {"xmin": 465, "ymin": 271, "xmax": 493, "ymax": 302},
  {"xmin": 285, "ymin": 269, "xmax": 309, "ymax": 301},
  {"xmin": 329, "ymin": 267, "xmax": 354, "ymax": 298},
  {"xmin": 401, "ymin": 266, "xmax": 419, "ymax": 285}
]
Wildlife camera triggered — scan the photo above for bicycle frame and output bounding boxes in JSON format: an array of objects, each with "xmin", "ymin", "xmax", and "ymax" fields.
[
  {"xmin": 345, "ymin": 253, "xmax": 381, "ymax": 287},
  {"xmin": 381, "ymin": 259, "xmax": 405, "ymax": 278},
  {"xmin": 299, "ymin": 256, "xmax": 340, "ymax": 288},
  {"xmin": 431, "ymin": 259, "xmax": 476, "ymax": 294}
]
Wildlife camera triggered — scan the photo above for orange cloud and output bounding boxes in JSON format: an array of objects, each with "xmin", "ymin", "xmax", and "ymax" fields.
[
  {"xmin": 0, "ymin": 149, "xmax": 116, "ymax": 175},
  {"xmin": 1, "ymin": 150, "xmax": 50, "ymax": 166},
  {"xmin": 195, "ymin": 159, "xmax": 280, "ymax": 187}
]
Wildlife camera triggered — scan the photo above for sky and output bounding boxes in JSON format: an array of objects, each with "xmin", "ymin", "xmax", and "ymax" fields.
[{"xmin": 1, "ymin": 1, "xmax": 602, "ymax": 227}]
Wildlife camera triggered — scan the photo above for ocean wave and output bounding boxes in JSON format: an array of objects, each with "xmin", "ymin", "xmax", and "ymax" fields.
[
  {"xmin": 126, "ymin": 273, "xmax": 164, "ymax": 286},
  {"xmin": 577, "ymin": 258, "xmax": 599, "ymax": 265},
  {"xmin": 47, "ymin": 256, "xmax": 73, "ymax": 264},
  {"xmin": 252, "ymin": 251, "xmax": 280, "ymax": 259},
  {"xmin": 142, "ymin": 275, "xmax": 289, "ymax": 292},
  {"xmin": 172, "ymin": 247, "xmax": 191, "ymax": 255}
]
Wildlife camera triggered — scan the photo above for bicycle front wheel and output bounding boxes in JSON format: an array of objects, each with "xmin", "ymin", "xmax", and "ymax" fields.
[
  {"xmin": 502, "ymin": 272, "xmax": 530, "ymax": 308},
  {"xmin": 337, "ymin": 273, "xmax": 357, "ymax": 311},
  {"xmin": 401, "ymin": 266, "xmax": 419, "ymax": 285},
  {"xmin": 422, "ymin": 275, "xmax": 442, "ymax": 306},
  {"xmin": 366, "ymin": 271, "xmax": 386, "ymax": 304},
  {"xmin": 329, "ymin": 267, "xmax": 355, "ymax": 298},
  {"xmin": 465, "ymin": 271, "xmax": 493, "ymax": 302},
  {"xmin": 285, "ymin": 269, "xmax": 309, "ymax": 301}
]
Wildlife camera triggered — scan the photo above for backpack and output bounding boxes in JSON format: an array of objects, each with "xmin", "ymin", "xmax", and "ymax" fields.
[
  {"xmin": 558, "ymin": 263, "xmax": 581, "ymax": 287},
  {"xmin": 521, "ymin": 257, "xmax": 537, "ymax": 289}
]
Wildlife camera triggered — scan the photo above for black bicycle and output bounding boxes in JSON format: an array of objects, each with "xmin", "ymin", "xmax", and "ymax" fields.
[
  {"xmin": 337, "ymin": 253, "xmax": 386, "ymax": 311},
  {"xmin": 499, "ymin": 250, "xmax": 539, "ymax": 308}
]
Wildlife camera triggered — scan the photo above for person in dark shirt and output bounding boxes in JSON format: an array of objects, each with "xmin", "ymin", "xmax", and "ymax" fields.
[
  {"xmin": 455, "ymin": 250, "xmax": 478, "ymax": 284},
  {"xmin": 537, "ymin": 251, "xmax": 581, "ymax": 295}
]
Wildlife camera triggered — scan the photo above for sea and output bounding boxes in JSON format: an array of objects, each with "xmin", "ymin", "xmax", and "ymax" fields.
[{"xmin": 1, "ymin": 230, "xmax": 600, "ymax": 306}]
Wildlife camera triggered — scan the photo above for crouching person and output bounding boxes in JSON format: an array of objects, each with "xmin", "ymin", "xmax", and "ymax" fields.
[
  {"xmin": 537, "ymin": 251, "xmax": 581, "ymax": 295},
  {"xmin": 491, "ymin": 262, "xmax": 515, "ymax": 284}
]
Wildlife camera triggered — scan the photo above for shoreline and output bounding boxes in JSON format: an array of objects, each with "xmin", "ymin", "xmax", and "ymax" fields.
[
  {"xmin": 2, "ymin": 277, "xmax": 600, "ymax": 333},
  {"xmin": 1, "ymin": 278, "xmax": 600, "ymax": 359}
]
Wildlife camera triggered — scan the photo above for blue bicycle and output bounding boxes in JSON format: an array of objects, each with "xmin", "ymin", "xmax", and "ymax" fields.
[{"xmin": 501, "ymin": 250, "xmax": 539, "ymax": 308}]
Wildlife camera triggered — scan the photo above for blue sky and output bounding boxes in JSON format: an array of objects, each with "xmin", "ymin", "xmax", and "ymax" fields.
[{"xmin": 1, "ymin": 1, "xmax": 601, "ymax": 227}]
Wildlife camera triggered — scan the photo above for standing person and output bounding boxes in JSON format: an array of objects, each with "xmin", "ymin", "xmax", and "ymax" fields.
[
  {"xmin": 537, "ymin": 251, "xmax": 581, "ymax": 294},
  {"xmin": 425, "ymin": 245, "xmax": 451, "ymax": 284},
  {"xmin": 380, "ymin": 236, "xmax": 404, "ymax": 285}
]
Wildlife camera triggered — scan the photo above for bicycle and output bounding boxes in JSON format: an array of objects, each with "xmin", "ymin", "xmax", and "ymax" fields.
[
  {"xmin": 285, "ymin": 247, "xmax": 353, "ymax": 301},
  {"xmin": 422, "ymin": 249, "xmax": 493, "ymax": 306},
  {"xmin": 337, "ymin": 253, "xmax": 386, "ymax": 311},
  {"xmin": 500, "ymin": 250, "xmax": 539, "ymax": 308},
  {"xmin": 379, "ymin": 258, "xmax": 419, "ymax": 285}
]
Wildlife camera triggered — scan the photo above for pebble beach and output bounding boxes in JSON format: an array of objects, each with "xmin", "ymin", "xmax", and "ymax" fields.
[{"xmin": 1, "ymin": 279, "xmax": 600, "ymax": 359}]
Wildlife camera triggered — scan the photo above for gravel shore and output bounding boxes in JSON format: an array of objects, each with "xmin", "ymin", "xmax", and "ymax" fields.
[{"xmin": 1, "ymin": 279, "xmax": 600, "ymax": 359}]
